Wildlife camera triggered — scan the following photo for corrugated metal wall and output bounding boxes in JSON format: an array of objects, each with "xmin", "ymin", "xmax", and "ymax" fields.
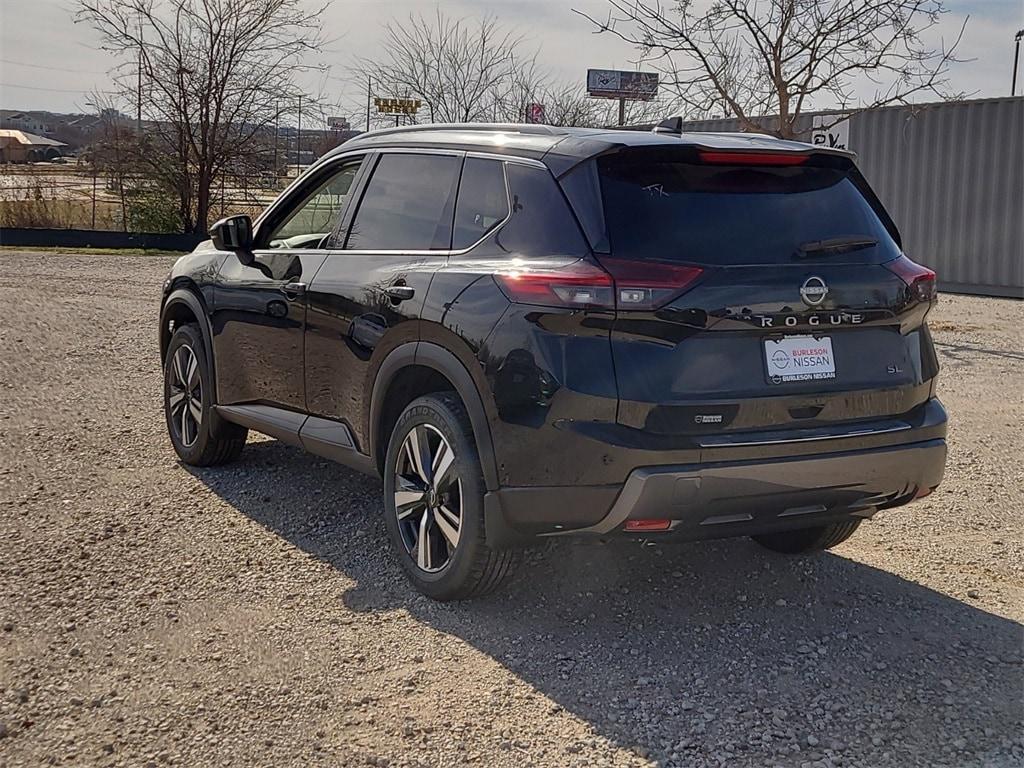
[{"xmin": 680, "ymin": 97, "xmax": 1024, "ymax": 297}]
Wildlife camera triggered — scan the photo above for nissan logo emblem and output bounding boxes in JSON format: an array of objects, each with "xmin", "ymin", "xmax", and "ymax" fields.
[{"xmin": 800, "ymin": 276, "xmax": 829, "ymax": 307}]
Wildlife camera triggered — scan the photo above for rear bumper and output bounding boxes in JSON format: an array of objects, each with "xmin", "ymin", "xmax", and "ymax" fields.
[
  {"xmin": 568, "ymin": 437, "xmax": 946, "ymax": 539},
  {"xmin": 485, "ymin": 399, "xmax": 948, "ymax": 544}
]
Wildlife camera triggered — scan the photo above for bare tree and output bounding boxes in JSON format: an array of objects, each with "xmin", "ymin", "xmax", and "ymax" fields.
[
  {"xmin": 536, "ymin": 83, "xmax": 606, "ymax": 127},
  {"xmin": 362, "ymin": 10, "xmax": 545, "ymax": 124},
  {"xmin": 85, "ymin": 94, "xmax": 134, "ymax": 228},
  {"xmin": 577, "ymin": 0, "xmax": 966, "ymax": 138},
  {"xmin": 76, "ymin": 0, "xmax": 328, "ymax": 233}
]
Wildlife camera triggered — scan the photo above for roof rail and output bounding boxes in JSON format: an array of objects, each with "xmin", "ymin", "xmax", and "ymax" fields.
[{"xmin": 357, "ymin": 122, "xmax": 566, "ymax": 139}]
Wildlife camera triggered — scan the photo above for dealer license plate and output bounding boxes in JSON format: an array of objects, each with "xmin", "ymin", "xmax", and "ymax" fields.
[{"xmin": 764, "ymin": 335, "xmax": 836, "ymax": 383}]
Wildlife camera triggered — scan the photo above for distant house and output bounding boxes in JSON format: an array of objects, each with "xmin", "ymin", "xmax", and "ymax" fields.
[
  {"xmin": 0, "ymin": 110, "xmax": 52, "ymax": 135},
  {"xmin": 0, "ymin": 129, "xmax": 67, "ymax": 163}
]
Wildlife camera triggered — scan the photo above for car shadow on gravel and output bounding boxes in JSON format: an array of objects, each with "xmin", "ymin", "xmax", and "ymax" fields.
[
  {"xmin": 188, "ymin": 440, "xmax": 1024, "ymax": 767},
  {"xmin": 934, "ymin": 339, "xmax": 1024, "ymax": 365}
]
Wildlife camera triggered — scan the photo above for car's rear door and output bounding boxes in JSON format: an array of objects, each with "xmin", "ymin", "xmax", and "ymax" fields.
[
  {"xmin": 585, "ymin": 146, "xmax": 939, "ymax": 442},
  {"xmin": 304, "ymin": 150, "xmax": 463, "ymax": 450}
]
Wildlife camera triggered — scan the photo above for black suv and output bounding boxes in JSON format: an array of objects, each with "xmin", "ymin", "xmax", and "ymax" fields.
[{"xmin": 159, "ymin": 123, "xmax": 947, "ymax": 600}]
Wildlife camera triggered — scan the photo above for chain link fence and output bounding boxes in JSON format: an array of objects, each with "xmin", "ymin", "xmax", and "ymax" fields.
[{"xmin": 0, "ymin": 162, "xmax": 288, "ymax": 233}]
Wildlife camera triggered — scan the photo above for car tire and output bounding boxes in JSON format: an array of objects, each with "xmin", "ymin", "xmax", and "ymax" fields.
[
  {"xmin": 751, "ymin": 520, "xmax": 862, "ymax": 554},
  {"xmin": 163, "ymin": 323, "xmax": 247, "ymax": 466},
  {"xmin": 382, "ymin": 392, "xmax": 520, "ymax": 601}
]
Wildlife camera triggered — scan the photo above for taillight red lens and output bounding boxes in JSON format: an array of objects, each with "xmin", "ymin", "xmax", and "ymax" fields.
[
  {"xmin": 600, "ymin": 257, "xmax": 703, "ymax": 310},
  {"xmin": 494, "ymin": 259, "xmax": 703, "ymax": 311},
  {"xmin": 494, "ymin": 260, "xmax": 615, "ymax": 309},
  {"xmin": 698, "ymin": 150, "xmax": 808, "ymax": 166},
  {"xmin": 885, "ymin": 255, "xmax": 937, "ymax": 302}
]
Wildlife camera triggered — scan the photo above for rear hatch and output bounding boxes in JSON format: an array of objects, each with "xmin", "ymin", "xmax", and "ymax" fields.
[{"xmin": 589, "ymin": 145, "xmax": 939, "ymax": 438}]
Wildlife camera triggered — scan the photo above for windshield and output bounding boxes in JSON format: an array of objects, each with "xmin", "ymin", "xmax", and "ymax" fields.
[{"xmin": 597, "ymin": 157, "xmax": 900, "ymax": 266}]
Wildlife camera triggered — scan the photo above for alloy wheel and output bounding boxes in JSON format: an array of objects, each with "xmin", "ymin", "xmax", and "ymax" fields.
[
  {"xmin": 393, "ymin": 424, "xmax": 463, "ymax": 572},
  {"xmin": 168, "ymin": 344, "xmax": 203, "ymax": 447}
]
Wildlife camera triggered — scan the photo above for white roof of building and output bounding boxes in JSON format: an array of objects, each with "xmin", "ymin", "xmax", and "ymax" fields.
[{"xmin": 0, "ymin": 129, "xmax": 66, "ymax": 147}]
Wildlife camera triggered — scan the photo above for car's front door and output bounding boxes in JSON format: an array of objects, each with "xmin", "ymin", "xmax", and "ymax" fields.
[
  {"xmin": 304, "ymin": 150, "xmax": 463, "ymax": 449},
  {"xmin": 212, "ymin": 157, "xmax": 364, "ymax": 409}
]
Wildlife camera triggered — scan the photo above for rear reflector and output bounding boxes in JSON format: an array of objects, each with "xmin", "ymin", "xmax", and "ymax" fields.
[
  {"xmin": 624, "ymin": 519, "xmax": 672, "ymax": 532},
  {"xmin": 495, "ymin": 258, "xmax": 703, "ymax": 311},
  {"xmin": 698, "ymin": 150, "xmax": 808, "ymax": 166},
  {"xmin": 885, "ymin": 254, "xmax": 937, "ymax": 302}
]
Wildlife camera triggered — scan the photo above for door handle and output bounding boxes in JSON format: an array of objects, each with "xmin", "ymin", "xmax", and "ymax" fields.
[
  {"xmin": 384, "ymin": 285, "xmax": 415, "ymax": 302},
  {"xmin": 281, "ymin": 281, "xmax": 306, "ymax": 298}
]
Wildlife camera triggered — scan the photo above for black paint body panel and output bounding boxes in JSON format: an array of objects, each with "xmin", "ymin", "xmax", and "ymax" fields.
[{"xmin": 158, "ymin": 127, "xmax": 948, "ymax": 548}]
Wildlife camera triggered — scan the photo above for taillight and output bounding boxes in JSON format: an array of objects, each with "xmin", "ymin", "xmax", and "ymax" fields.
[
  {"xmin": 494, "ymin": 260, "xmax": 614, "ymax": 309},
  {"xmin": 599, "ymin": 257, "xmax": 703, "ymax": 310},
  {"xmin": 698, "ymin": 150, "xmax": 808, "ymax": 166},
  {"xmin": 494, "ymin": 259, "xmax": 703, "ymax": 311},
  {"xmin": 885, "ymin": 255, "xmax": 937, "ymax": 302}
]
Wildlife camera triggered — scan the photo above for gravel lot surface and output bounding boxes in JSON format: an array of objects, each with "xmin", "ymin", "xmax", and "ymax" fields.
[{"xmin": 1, "ymin": 251, "xmax": 1021, "ymax": 768}]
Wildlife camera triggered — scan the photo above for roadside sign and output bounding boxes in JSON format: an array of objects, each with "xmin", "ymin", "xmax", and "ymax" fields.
[
  {"xmin": 525, "ymin": 103, "xmax": 546, "ymax": 124},
  {"xmin": 586, "ymin": 69, "xmax": 659, "ymax": 101},
  {"xmin": 328, "ymin": 116, "xmax": 350, "ymax": 130},
  {"xmin": 374, "ymin": 98, "xmax": 422, "ymax": 115},
  {"xmin": 811, "ymin": 115, "xmax": 851, "ymax": 150}
]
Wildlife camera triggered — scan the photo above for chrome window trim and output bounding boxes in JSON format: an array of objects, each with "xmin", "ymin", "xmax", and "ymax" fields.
[
  {"xmin": 465, "ymin": 150, "xmax": 546, "ymax": 168},
  {"xmin": 255, "ymin": 146, "xmax": 545, "ymax": 226}
]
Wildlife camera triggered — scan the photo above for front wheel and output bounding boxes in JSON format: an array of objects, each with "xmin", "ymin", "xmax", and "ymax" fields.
[
  {"xmin": 382, "ymin": 392, "xmax": 519, "ymax": 601},
  {"xmin": 752, "ymin": 520, "xmax": 862, "ymax": 554},
  {"xmin": 163, "ymin": 323, "xmax": 247, "ymax": 466}
]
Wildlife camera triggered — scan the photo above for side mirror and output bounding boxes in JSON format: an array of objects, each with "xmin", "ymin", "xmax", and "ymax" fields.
[{"xmin": 209, "ymin": 214, "xmax": 254, "ymax": 253}]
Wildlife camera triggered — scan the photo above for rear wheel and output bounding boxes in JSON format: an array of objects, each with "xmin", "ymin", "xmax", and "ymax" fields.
[
  {"xmin": 752, "ymin": 520, "xmax": 862, "ymax": 554},
  {"xmin": 382, "ymin": 392, "xmax": 519, "ymax": 601},
  {"xmin": 163, "ymin": 324, "xmax": 247, "ymax": 466}
]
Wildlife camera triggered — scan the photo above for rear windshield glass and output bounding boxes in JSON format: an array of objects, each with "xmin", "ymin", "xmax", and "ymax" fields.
[{"xmin": 598, "ymin": 158, "xmax": 900, "ymax": 266}]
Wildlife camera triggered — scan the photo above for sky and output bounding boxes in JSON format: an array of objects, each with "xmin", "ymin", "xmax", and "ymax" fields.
[{"xmin": 0, "ymin": 0, "xmax": 1021, "ymax": 124}]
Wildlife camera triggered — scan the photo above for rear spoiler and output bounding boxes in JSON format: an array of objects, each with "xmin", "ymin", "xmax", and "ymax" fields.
[{"xmin": 652, "ymin": 116, "xmax": 856, "ymax": 161}]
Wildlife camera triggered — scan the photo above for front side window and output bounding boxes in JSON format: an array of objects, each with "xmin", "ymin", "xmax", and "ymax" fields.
[
  {"xmin": 266, "ymin": 161, "xmax": 361, "ymax": 249},
  {"xmin": 345, "ymin": 153, "xmax": 461, "ymax": 251}
]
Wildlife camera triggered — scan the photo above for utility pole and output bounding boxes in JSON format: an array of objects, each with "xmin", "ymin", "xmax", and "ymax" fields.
[
  {"xmin": 136, "ymin": 14, "xmax": 143, "ymax": 136},
  {"xmin": 296, "ymin": 94, "xmax": 302, "ymax": 167},
  {"xmin": 1013, "ymin": 30, "xmax": 1024, "ymax": 96},
  {"xmin": 617, "ymin": 97, "xmax": 625, "ymax": 127},
  {"xmin": 272, "ymin": 102, "xmax": 279, "ymax": 178},
  {"xmin": 366, "ymin": 75, "xmax": 372, "ymax": 132}
]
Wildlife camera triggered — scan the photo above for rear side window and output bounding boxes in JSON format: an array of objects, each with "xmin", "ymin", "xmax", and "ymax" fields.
[
  {"xmin": 453, "ymin": 158, "xmax": 509, "ymax": 250},
  {"xmin": 345, "ymin": 153, "xmax": 461, "ymax": 251},
  {"xmin": 494, "ymin": 163, "xmax": 589, "ymax": 258},
  {"xmin": 598, "ymin": 157, "xmax": 900, "ymax": 266}
]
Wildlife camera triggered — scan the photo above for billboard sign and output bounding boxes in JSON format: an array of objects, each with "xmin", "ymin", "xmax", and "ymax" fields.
[
  {"xmin": 327, "ymin": 116, "xmax": 350, "ymax": 130},
  {"xmin": 587, "ymin": 69, "xmax": 659, "ymax": 100}
]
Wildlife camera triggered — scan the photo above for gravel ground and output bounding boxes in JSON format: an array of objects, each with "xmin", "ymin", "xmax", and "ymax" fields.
[{"xmin": 0, "ymin": 251, "xmax": 1021, "ymax": 768}]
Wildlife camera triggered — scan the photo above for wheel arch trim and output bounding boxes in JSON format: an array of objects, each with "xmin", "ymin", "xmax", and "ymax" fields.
[
  {"xmin": 370, "ymin": 342, "xmax": 499, "ymax": 491},
  {"xmin": 159, "ymin": 287, "xmax": 218, "ymax": 403}
]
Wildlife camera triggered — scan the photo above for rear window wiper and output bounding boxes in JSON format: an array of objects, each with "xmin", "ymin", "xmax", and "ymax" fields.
[{"xmin": 795, "ymin": 236, "xmax": 878, "ymax": 258}]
